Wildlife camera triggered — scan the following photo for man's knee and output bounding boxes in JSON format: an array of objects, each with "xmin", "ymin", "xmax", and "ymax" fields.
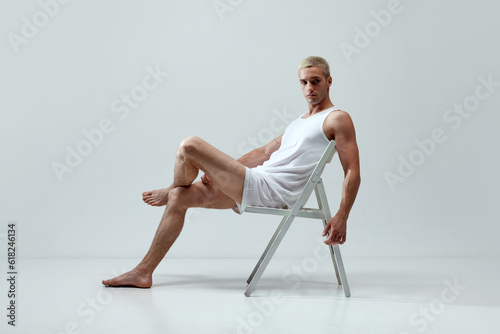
[{"xmin": 178, "ymin": 136, "xmax": 203, "ymax": 158}]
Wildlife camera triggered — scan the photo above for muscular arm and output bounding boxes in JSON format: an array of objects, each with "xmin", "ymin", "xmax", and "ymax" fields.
[
  {"xmin": 237, "ymin": 134, "xmax": 283, "ymax": 168},
  {"xmin": 322, "ymin": 111, "xmax": 361, "ymax": 245}
]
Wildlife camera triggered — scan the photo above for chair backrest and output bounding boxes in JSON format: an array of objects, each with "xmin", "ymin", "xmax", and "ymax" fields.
[
  {"xmin": 325, "ymin": 140, "xmax": 337, "ymax": 164},
  {"xmin": 313, "ymin": 140, "xmax": 337, "ymax": 179},
  {"xmin": 289, "ymin": 140, "xmax": 337, "ymax": 212}
]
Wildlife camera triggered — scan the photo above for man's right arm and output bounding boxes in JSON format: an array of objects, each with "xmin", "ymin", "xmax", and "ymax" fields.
[{"xmin": 237, "ymin": 134, "xmax": 283, "ymax": 168}]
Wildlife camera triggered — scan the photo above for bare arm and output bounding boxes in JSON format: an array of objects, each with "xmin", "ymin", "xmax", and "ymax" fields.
[
  {"xmin": 201, "ymin": 134, "xmax": 283, "ymax": 184},
  {"xmin": 322, "ymin": 111, "xmax": 361, "ymax": 245},
  {"xmin": 237, "ymin": 134, "xmax": 283, "ymax": 168}
]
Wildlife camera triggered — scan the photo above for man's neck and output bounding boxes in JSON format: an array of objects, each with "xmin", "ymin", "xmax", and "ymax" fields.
[{"xmin": 305, "ymin": 97, "xmax": 334, "ymax": 117}]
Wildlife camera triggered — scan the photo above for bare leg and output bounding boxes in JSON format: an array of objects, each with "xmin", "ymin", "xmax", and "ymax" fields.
[
  {"xmin": 102, "ymin": 182, "xmax": 236, "ymax": 287},
  {"xmin": 142, "ymin": 136, "xmax": 246, "ymax": 206},
  {"xmin": 103, "ymin": 137, "xmax": 246, "ymax": 287}
]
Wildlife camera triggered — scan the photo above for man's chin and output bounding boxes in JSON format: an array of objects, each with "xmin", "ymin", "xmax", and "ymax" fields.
[{"xmin": 307, "ymin": 98, "xmax": 320, "ymax": 105}]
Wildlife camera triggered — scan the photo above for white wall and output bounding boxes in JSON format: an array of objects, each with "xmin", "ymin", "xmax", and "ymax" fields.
[{"xmin": 1, "ymin": 0, "xmax": 499, "ymax": 259}]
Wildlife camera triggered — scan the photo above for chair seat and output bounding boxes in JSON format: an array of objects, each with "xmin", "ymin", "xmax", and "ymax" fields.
[{"xmin": 245, "ymin": 206, "xmax": 327, "ymax": 220}]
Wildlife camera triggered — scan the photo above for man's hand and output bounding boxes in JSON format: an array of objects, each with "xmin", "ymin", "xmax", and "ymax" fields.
[
  {"xmin": 322, "ymin": 215, "xmax": 347, "ymax": 245},
  {"xmin": 201, "ymin": 173, "xmax": 212, "ymax": 185}
]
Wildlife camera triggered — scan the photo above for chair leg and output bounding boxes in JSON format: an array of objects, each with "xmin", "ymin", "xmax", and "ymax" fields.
[
  {"xmin": 244, "ymin": 213, "xmax": 295, "ymax": 297},
  {"xmin": 246, "ymin": 215, "xmax": 288, "ymax": 284},
  {"xmin": 315, "ymin": 182, "xmax": 351, "ymax": 297},
  {"xmin": 324, "ymin": 223, "xmax": 342, "ymax": 285},
  {"xmin": 315, "ymin": 186, "xmax": 341, "ymax": 284},
  {"xmin": 332, "ymin": 244, "xmax": 351, "ymax": 297}
]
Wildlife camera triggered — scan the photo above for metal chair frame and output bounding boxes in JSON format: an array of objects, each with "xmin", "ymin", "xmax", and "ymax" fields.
[{"xmin": 243, "ymin": 140, "xmax": 351, "ymax": 297}]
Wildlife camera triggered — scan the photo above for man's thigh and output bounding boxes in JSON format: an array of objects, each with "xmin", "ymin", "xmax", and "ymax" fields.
[
  {"xmin": 177, "ymin": 180, "xmax": 237, "ymax": 210},
  {"xmin": 183, "ymin": 136, "xmax": 246, "ymax": 204}
]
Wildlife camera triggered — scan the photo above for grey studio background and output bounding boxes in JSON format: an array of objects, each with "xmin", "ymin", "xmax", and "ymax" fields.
[{"xmin": 1, "ymin": 0, "xmax": 499, "ymax": 269}]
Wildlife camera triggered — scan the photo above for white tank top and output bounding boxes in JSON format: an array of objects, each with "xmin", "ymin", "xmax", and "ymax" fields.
[{"xmin": 253, "ymin": 106, "xmax": 339, "ymax": 207}]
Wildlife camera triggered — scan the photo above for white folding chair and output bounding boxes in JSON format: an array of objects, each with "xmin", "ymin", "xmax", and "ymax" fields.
[{"xmin": 243, "ymin": 140, "xmax": 351, "ymax": 297}]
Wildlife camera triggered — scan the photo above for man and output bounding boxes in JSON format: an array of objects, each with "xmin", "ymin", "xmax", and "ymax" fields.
[{"xmin": 102, "ymin": 56, "xmax": 360, "ymax": 288}]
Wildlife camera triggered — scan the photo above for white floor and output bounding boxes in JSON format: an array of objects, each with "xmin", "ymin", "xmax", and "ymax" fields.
[{"xmin": 1, "ymin": 257, "xmax": 498, "ymax": 334}]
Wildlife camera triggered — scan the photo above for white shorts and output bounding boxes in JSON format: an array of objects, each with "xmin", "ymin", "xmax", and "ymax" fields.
[{"xmin": 232, "ymin": 167, "xmax": 289, "ymax": 215}]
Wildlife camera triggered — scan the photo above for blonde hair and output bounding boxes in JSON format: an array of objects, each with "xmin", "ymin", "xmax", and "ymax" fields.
[{"xmin": 298, "ymin": 56, "xmax": 330, "ymax": 78}]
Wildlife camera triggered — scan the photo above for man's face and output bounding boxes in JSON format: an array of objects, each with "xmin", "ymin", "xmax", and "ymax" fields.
[{"xmin": 299, "ymin": 67, "xmax": 332, "ymax": 105}]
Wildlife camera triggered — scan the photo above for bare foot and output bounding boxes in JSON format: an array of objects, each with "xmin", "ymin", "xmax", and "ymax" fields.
[
  {"xmin": 142, "ymin": 186, "xmax": 173, "ymax": 206},
  {"xmin": 102, "ymin": 268, "xmax": 152, "ymax": 288}
]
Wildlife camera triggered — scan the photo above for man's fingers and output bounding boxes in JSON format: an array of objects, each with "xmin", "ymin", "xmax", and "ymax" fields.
[
  {"xmin": 322, "ymin": 224, "xmax": 330, "ymax": 236},
  {"xmin": 324, "ymin": 232, "xmax": 346, "ymax": 245},
  {"xmin": 325, "ymin": 232, "xmax": 336, "ymax": 244},
  {"xmin": 322, "ymin": 221, "xmax": 347, "ymax": 245},
  {"xmin": 326, "ymin": 235, "xmax": 345, "ymax": 245}
]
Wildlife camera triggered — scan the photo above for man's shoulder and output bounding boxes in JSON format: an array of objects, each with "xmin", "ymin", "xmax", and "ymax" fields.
[
  {"xmin": 324, "ymin": 109, "xmax": 356, "ymax": 140},
  {"xmin": 326, "ymin": 109, "xmax": 353, "ymax": 126}
]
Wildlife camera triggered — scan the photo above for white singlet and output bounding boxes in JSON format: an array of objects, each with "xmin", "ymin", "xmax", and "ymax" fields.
[{"xmin": 234, "ymin": 106, "xmax": 340, "ymax": 214}]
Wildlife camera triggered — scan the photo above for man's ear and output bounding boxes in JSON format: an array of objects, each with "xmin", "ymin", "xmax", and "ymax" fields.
[{"xmin": 327, "ymin": 76, "xmax": 332, "ymax": 87}]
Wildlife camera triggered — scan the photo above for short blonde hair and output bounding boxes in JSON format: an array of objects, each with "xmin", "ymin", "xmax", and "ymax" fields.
[{"xmin": 298, "ymin": 56, "xmax": 330, "ymax": 78}]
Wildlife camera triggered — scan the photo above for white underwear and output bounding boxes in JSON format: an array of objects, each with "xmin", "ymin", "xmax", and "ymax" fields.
[{"xmin": 233, "ymin": 167, "xmax": 289, "ymax": 215}]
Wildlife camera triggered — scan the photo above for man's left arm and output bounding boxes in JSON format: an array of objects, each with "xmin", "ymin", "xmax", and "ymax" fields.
[{"xmin": 322, "ymin": 111, "xmax": 361, "ymax": 245}]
